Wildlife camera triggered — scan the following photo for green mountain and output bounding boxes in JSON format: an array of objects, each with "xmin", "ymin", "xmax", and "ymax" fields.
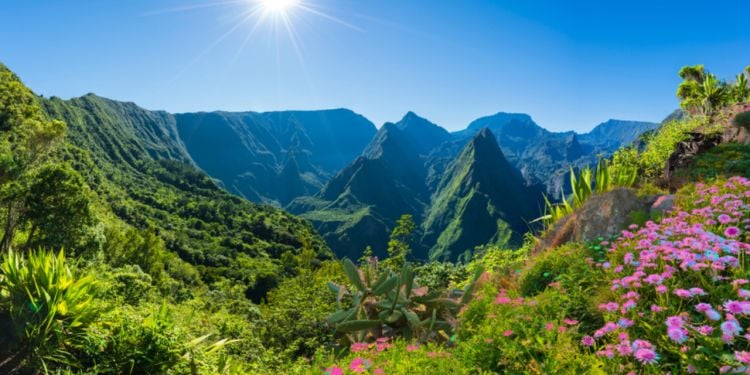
[
  {"xmin": 288, "ymin": 114, "xmax": 445, "ymax": 260},
  {"xmin": 174, "ymin": 109, "xmax": 376, "ymax": 206},
  {"xmin": 456, "ymin": 113, "xmax": 659, "ymax": 197},
  {"xmin": 289, "ymin": 113, "xmax": 545, "ymax": 261},
  {"xmin": 422, "ymin": 128, "xmax": 543, "ymax": 261},
  {"xmin": 39, "ymin": 92, "xmax": 331, "ymax": 302}
]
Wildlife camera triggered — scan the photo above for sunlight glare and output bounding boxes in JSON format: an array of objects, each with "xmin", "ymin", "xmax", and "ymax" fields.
[{"xmin": 260, "ymin": 0, "xmax": 299, "ymax": 14}]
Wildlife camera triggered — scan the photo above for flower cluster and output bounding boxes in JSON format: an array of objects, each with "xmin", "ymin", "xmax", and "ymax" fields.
[{"xmin": 587, "ymin": 177, "xmax": 750, "ymax": 372}]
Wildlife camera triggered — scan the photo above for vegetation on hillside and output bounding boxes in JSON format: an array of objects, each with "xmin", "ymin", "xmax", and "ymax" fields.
[{"xmin": 1, "ymin": 62, "xmax": 749, "ymax": 374}]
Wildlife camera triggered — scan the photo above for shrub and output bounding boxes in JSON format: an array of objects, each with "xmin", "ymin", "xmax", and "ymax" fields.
[
  {"xmin": 734, "ymin": 110, "xmax": 750, "ymax": 129},
  {"xmin": 317, "ymin": 338, "xmax": 467, "ymax": 375},
  {"xmin": 638, "ymin": 117, "xmax": 704, "ymax": 178},
  {"xmin": 680, "ymin": 143, "xmax": 750, "ymax": 180},
  {"xmin": 0, "ymin": 249, "xmax": 101, "ymax": 370},
  {"xmin": 327, "ymin": 259, "xmax": 482, "ymax": 344},
  {"xmin": 586, "ymin": 177, "xmax": 750, "ymax": 373},
  {"xmin": 456, "ymin": 285, "xmax": 607, "ymax": 373}
]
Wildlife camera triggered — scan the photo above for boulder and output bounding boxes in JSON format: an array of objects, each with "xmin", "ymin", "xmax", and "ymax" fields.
[
  {"xmin": 650, "ymin": 195, "xmax": 675, "ymax": 216},
  {"xmin": 532, "ymin": 213, "xmax": 576, "ymax": 255},
  {"xmin": 534, "ymin": 188, "xmax": 646, "ymax": 253},
  {"xmin": 572, "ymin": 188, "xmax": 645, "ymax": 243}
]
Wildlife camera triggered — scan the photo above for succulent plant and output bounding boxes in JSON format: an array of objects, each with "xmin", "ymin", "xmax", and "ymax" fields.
[{"xmin": 327, "ymin": 257, "xmax": 483, "ymax": 344}]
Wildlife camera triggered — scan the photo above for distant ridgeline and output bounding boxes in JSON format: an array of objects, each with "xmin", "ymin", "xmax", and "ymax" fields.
[
  {"xmin": 174, "ymin": 108, "xmax": 656, "ymax": 262},
  {"xmin": 36, "ymin": 85, "xmax": 657, "ymax": 263}
]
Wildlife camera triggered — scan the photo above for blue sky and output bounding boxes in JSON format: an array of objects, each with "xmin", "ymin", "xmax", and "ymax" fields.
[{"xmin": 2, "ymin": 0, "xmax": 749, "ymax": 132}]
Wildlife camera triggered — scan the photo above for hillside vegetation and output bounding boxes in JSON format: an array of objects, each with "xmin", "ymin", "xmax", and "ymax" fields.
[{"xmin": 0, "ymin": 63, "xmax": 748, "ymax": 374}]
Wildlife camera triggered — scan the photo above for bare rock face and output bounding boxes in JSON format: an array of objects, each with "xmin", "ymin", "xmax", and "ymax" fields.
[{"xmin": 572, "ymin": 188, "xmax": 645, "ymax": 243}]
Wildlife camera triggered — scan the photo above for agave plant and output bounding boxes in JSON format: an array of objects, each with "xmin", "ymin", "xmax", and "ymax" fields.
[
  {"xmin": 327, "ymin": 258, "xmax": 483, "ymax": 344},
  {"xmin": 535, "ymin": 158, "xmax": 637, "ymax": 228},
  {"xmin": 0, "ymin": 249, "xmax": 101, "ymax": 370}
]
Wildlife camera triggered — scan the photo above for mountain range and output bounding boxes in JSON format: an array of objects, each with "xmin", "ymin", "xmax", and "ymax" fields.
[{"xmin": 40, "ymin": 90, "xmax": 659, "ymax": 262}]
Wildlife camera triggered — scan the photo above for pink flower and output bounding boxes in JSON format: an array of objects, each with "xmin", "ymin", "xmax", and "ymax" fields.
[
  {"xmin": 502, "ymin": 330, "xmax": 513, "ymax": 337},
  {"xmin": 494, "ymin": 295, "xmax": 511, "ymax": 304},
  {"xmin": 351, "ymin": 342, "xmax": 368, "ymax": 353},
  {"xmin": 599, "ymin": 302, "xmax": 619, "ymax": 312},
  {"xmin": 634, "ymin": 348, "xmax": 659, "ymax": 364},
  {"xmin": 667, "ymin": 327, "xmax": 687, "ymax": 344},
  {"xmin": 725, "ymin": 226, "xmax": 741, "ymax": 238},
  {"xmin": 735, "ymin": 351, "xmax": 750, "ymax": 364},
  {"xmin": 696, "ymin": 325, "xmax": 714, "ymax": 335},
  {"xmin": 406, "ymin": 344, "xmax": 419, "ymax": 352},
  {"xmin": 325, "ymin": 367, "xmax": 344, "ymax": 375},
  {"xmin": 581, "ymin": 336, "xmax": 595, "ymax": 346},
  {"xmin": 718, "ymin": 214, "xmax": 733, "ymax": 224},
  {"xmin": 724, "ymin": 300, "xmax": 749, "ymax": 314},
  {"xmin": 349, "ymin": 358, "xmax": 368, "ymax": 373},
  {"xmin": 564, "ymin": 318, "xmax": 579, "ymax": 325},
  {"xmin": 374, "ymin": 368, "xmax": 385, "ymax": 375}
]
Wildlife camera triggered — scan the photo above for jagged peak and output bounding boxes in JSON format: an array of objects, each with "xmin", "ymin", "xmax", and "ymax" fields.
[{"xmin": 396, "ymin": 111, "xmax": 443, "ymax": 131}]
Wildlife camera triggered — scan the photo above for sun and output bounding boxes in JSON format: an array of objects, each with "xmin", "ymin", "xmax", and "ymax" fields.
[{"xmin": 260, "ymin": 0, "xmax": 300, "ymax": 14}]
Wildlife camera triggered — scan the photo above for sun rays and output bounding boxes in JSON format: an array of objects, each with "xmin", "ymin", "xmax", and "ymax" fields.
[{"xmin": 148, "ymin": 0, "xmax": 363, "ymax": 87}]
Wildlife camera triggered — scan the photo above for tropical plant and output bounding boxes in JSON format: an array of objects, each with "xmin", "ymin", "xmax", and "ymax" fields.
[
  {"xmin": 734, "ymin": 110, "xmax": 750, "ymax": 129},
  {"xmin": 0, "ymin": 249, "xmax": 100, "ymax": 371},
  {"xmin": 383, "ymin": 214, "xmax": 416, "ymax": 269},
  {"xmin": 731, "ymin": 73, "xmax": 750, "ymax": 103},
  {"xmin": 327, "ymin": 258, "xmax": 483, "ymax": 344},
  {"xmin": 536, "ymin": 158, "xmax": 637, "ymax": 227}
]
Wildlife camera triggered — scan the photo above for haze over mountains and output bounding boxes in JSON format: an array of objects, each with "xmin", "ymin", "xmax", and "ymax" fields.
[{"xmin": 42, "ymin": 92, "xmax": 658, "ymax": 261}]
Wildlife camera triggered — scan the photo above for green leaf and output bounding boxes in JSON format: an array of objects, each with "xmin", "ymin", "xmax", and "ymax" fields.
[
  {"xmin": 401, "ymin": 308, "xmax": 420, "ymax": 327},
  {"xmin": 372, "ymin": 275, "xmax": 398, "ymax": 296},
  {"xmin": 326, "ymin": 282, "xmax": 341, "ymax": 295},
  {"xmin": 336, "ymin": 319, "xmax": 381, "ymax": 333},
  {"xmin": 342, "ymin": 258, "xmax": 366, "ymax": 293},
  {"xmin": 328, "ymin": 307, "xmax": 356, "ymax": 324}
]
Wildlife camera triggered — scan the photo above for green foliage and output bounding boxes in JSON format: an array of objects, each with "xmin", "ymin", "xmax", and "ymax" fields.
[
  {"xmin": 456, "ymin": 285, "xmax": 607, "ymax": 374},
  {"xmin": 384, "ymin": 214, "xmax": 415, "ymax": 269},
  {"xmin": 679, "ymin": 143, "xmax": 750, "ymax": 180},
  {"xmin": 316, "ymin": 339, "xmax": 468, "ymax": 375},
  {"xmin": 731, "ymin": 73, "xmax": 750, "ymax": 103},
  {"xmin": 734, "ymin": 110, "xmax": 750, "ymax": 129},
  {"xmin": 0, "ymin": 64, "xmax": 68, "ymax": 252},
  {"xmin": 22, "ymin": 163, "xmax": 94, "ymax": 251},
  {"xmin": 328, "ymin": 259, "xmax": 483, "ymax": 343},
  {"xmin": 0, "ymin": 249, "xmax": 101, "ymax": 370},
  {"xmin": 638, "ymin": 117, "xmax": 704, "ymax": 178},
  {"xmin": 676, "ymin": 65, "xmax": 729, "ymax": 116},
  {"xmin": 260, "ymin": 261, "xmax": 346, "ymax": 360},
  {"xmin": 465, "ymin": 245, "xmax": 528, "ymax": 280},
  {"xmin": 413, "ymin": 261, "xmax": 468, "ymax": 291},
  {"xmin": 537, "ymin": 157, "xmax": 637, "ymax": 228}
]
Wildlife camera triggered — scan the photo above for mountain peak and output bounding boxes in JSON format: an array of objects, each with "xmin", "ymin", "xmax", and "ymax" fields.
[{"xmin": 475, "ymin": 127, "xmax": 495, "ymax": 140}]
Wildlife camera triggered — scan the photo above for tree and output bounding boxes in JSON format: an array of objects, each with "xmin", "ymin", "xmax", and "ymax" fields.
[
  {"xmin": 0, "ymin": 65, "xmax": 66, "ymax": 252},
  {"xmin": 732, "ymin": 73, "xmax": 750, "ymax": 103},
  {"xmin": 676, "ymin": 65, "xmax": 728, "ymax": 117},
  {"xmin": 22, "ymin": 163, "xmax": 94, "ymax": 251},
  {"xmin": 383, "ymin": 214, "xmax": 416, "ymax": 268}
]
